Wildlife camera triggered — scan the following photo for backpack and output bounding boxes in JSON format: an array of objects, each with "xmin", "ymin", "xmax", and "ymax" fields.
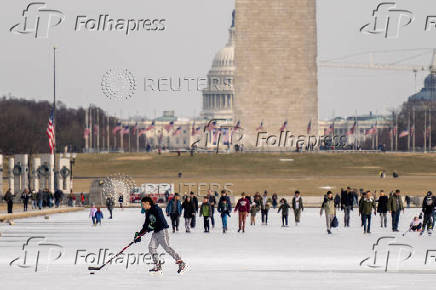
[{"xmin": 331, "ymin": 216, "xmax": 339, "ymax": 228}]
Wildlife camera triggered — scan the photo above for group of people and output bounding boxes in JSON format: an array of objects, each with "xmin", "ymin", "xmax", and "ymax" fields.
[
  {"xmin": 1, "ymin": 188, "xmax": 67, "ymax": 213},
  {"xmin": 160, "ymin": 189, "xmax": 305, "ymax": 234}
]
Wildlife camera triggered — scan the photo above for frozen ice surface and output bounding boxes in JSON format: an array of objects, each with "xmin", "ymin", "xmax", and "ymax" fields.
[{"xmin": 1, "ymin": 208, "xmax": 436, "ymax": 290}]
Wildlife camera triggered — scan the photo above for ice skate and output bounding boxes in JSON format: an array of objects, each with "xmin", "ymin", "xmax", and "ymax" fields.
[{"xmin": 176, "ymin": 260, "xmax": 186, "ymax": 274}]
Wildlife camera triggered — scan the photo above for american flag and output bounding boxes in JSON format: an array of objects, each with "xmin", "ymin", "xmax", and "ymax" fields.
[
  {"xmin": 234, "ymin": 120, "xmax": 242, "ymax": 130},
  {"xmin": 324, "ymin": 123, "xmax": 334, "ymax": 135},
  {"xmin": 280, "ymin": 121, "xmax": 287, "ymax": 132},
  {"xmin": 307, "ymin": 120, "xmax": 312, "ymax": 134},
  {"xmin": 222, "ymin": 128, "xmax": 230, "ymax": 145},
  {"xmin": 392, "ymin": 127, "xmax": 397, "ymax": 136},
  {"xmin": 83, "ymin": 128, "xmax": 90, "ymax": 139},
  {"xmin": 399, "ymin": 130, "xmax": 409, "ymax": 138},
  {"xmin": 145, "ymin": 121, "xmax": 155, "ymax": 132},
  {"xmin": 94, "ymin": 124, "xmax": 99, "ymax": 135},
  {"xmin": 256, "ymin": 121, "xmax": 264, "ymax": 131},
  {"xmin": 164, "ymin": 121, "xmax": 174, "ymax": 132},
  {"xmin": 132, "ymin": 123, "xmax": 138, "ymax": 135},
  {"xmin": 173, "ymin": 127, "xmax": 182, "ymax": 136},
  {"xmin": 346, "ymin": 121, "xmax": 357, "ymax": 136},
  {"xmin": 46, "ymin": 110, "xmax": 55, "ymax": 154},
  {"xmin": 138, "ymin": 129, "xmax": 147, "ymax": 136},
  {"xmin": 366, "ymin": 125, "xmax": 377, "ymax": 135},
  {"xmin": 212, "ymin": 128, "xmax": 220, "ymax": 144},
  {"xmin": 121, "ymin": 126, "xmax": 130, "ymax": 135},
  {"xmin": 112, "ymin": 122, "xmax": 122, "ymax": 135},
  {"xmin": 206, "ymin": 121, "xmax": 217, "ymax": 132}
]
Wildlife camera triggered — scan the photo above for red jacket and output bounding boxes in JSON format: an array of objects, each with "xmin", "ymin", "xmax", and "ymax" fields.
[{"xmin": 235, "ymin": 197, "xmax": 250, "ymax": 213}]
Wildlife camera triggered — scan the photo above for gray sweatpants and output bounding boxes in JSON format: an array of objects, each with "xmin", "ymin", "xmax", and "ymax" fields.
[
  {"xmin": 148, "ymin": 229, "xmax": 181, "ymax": 264},
  {"xmin": 325, "ymin": 214, "xmax": 334, "ymax": 231},
  {"xmin": 185, "ymin": 218, "xmax": 192, "ymax": 231}
]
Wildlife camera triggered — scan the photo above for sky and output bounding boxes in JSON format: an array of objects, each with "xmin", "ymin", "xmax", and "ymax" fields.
[{"xmin": 1, "ymin": 0, "xmax": 436, "ymax": 120}]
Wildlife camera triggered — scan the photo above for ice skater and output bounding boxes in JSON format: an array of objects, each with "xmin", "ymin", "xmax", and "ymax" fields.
[
  {"xmin": 166, "ymin": 193, "xmax": 182, "ymax": 233},
  {"xmin": 421, "ymin": 191, "xmax": 435, "ymax": 235},
  {"xmin": 235, "ymin": 192, "xmax": 250, "ymax": 233},
  {"xmin": 408, "ymin": 215, "xmax": 423, "ymax": 233},
  {"xmin": 387, "ymin": 189, "xmax": 404, "ymax": 232},
  {"xmin": 278, "ymin": 198, "xmax": 291, "ymax": 227},
  {"xmin": 250, "ymin": 202, "xmax": 259, "ymax": 225},
  {"xmin": 134, "ymin": 196, "xmax": 186, "ymax": 273}
]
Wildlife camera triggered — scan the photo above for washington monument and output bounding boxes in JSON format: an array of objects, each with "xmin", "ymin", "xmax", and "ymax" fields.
[{"xmin": 234, "ymin": 0, "xmax": 319, "ymax": 148}]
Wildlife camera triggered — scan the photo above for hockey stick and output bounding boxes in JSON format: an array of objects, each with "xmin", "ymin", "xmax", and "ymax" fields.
[{"xmin": 88, "ymin": 233, "xmax": 145, "ymax": 271}]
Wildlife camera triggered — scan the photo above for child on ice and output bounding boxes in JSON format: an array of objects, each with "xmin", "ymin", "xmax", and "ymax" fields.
[
  {"xmin": 199, "ymin": 197, "xmax": 212, "ymax": 233},
  {"xmin": 250, "ymin": 202, "xmax": 259, "ymax": 225},
  {"xmin": 89, "ymin": 204, "xmax": 97, "ymax": 225},
  {"xmin": 95, "ymin": 207, "xmax": 104, "ymax": 225},
  {"xmin": 278, "ymin": 198, "xmax": 291, "ymax": 227},
  {"xmin": 409, "ymin": 215, "xmax": 423, "ymax": 232}
]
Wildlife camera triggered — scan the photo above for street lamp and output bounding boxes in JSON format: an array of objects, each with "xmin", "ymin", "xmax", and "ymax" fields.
[{"xmin": 70, "ymin": 153, "xmax": 78, "ymax": 192}]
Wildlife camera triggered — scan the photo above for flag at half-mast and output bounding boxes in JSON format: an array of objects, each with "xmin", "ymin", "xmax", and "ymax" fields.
[
  {"xmin": 121, "ymin": 126, "xmax": 130, "ymax": 135},
  {"xmin": 347, "ymin": 121, "xmax": 357, "ymax": 136},
  {"xmin": 173, "ymin": 126, "xmax": 182, "ymax": 136},
  {"xmin": 164, "ymin": 121, "xmax": 174, "ymax": 132},
  {"xmin": 307, "ymin": 120, "xmax": 312, "ymax": 134},
  {"xmin": 46, "ymin": 110, "xmax": 55, "ymax": 154},
  {"xmin": 280, "ymin": 121, "xmax": 287, "ymax": 132},
  {"xmin": 83, "ymin": 128, "xmax": 90, "ymax": 139},
  {"xmin": 399, "ymin": 130, "xmax": 409, "ymax": 138},
  {"xmin": 145, "ymin": 121, "xmax": 155, "ymax": 132},
  {"xmin": 112, "ymin": 122, "xmax": 122, "ymax": 135},
  {"xmin": 256, "ymin": 121, "xmax": 264, "ymax": 131}
]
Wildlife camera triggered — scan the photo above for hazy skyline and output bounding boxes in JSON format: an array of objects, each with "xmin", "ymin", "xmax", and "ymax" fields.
[{"xmin": 1, "ymin": 0, "xmax": 436, "ymax": 120}]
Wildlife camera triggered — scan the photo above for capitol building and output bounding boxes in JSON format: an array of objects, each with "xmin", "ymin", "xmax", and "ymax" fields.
[{"xmin": 200, "ymin": 15, "xmax": 235, "ymax": 121}]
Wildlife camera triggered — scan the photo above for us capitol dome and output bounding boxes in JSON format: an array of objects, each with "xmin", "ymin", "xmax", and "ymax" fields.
[{"xmin": 201, "ymin": 11, "xmax": 235, "ymax": 121}]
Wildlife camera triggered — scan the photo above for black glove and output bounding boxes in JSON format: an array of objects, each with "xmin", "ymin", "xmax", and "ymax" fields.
[{"xmin": 134, "ymin": 232, "xmax": 142, "ymax": 243}]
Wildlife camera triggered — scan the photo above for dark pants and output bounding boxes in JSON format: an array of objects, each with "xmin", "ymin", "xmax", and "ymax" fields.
[
  {"xmin": 391, "ymin": 211, "xmax": 400, "ymax": 231},
  {"xmin": 344, "ymin": 206, "xmax": 352, "ymax": 227},
  {"xmin": 203, "ymin": 216, "xmax": 210, "ymax": 232},
  {"xmin": 423, "ymin": 213, "xmax": 433, "ymax": 232},
  {"xmin": 55, "ymin": 199, "xmax": 60, "ymax": 208},
  {"xmin": 282, "ymin": 215, "xmax": 288, "ymax": 226},
  {"xmin": 210, "ymin": 208, "xmax": 215, "ymax": 227},
  {"xmin": 362, "ymin": 214, "xmax": 371, "ymax": 233},
  {"xmin": 170, "ymin": 213, "xmax": 180, "ymax": 231},
  {"xmin": 261, "ymin": 209, "xmax": 269, "ymax": 224},
  {"xmin": 108, "ymin": 207, "xmax": 113, "ymax": 219},
  {"xmin": 7, "ymin": 201, "xmax": 13, "ymax": 213},
  {"xmin": 190, "ymin": 215, "xmax": 196, "ymax": 228},
  {"xmin": 23, "ymin": 201, "xmax": 28, "ymax": 212}
]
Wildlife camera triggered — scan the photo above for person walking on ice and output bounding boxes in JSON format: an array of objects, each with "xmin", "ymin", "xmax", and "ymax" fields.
[
  {"xmin": 278, "ymin": 198, "xmax": 291, "ymax": 227},
  {"xmin": 292, "ymin": 191, "xmax": 304, "ymax": 225},
  {"xmin": 134, "ymin": 197, "xmax": 186, "ymax": 274},
  {"xmin": 235, "ymin": 192, "xmax": 250, "ymax": 233},
  {"xmin": 320, "ymin": 191, "xmax": 336, "ymax": 234}
]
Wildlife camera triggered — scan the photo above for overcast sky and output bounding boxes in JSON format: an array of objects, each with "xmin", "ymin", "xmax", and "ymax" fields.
[{"xmin": 1, "ymin": 0, "xmax": 436, "ymax": 120}]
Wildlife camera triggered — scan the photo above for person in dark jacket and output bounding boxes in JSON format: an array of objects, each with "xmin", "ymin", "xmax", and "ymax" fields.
[
  {"xmin": 341, "ymin": 187, "xmax": 354, "ymax": 227},
  {"xmin": 334, "ymin": 193, "xmax": 341, "ymax": 209},
  {"xmin": 234, "ymin": 192, "xmax": 250, "ymax": 233},
  {"xmin": 118, "ymin": 195, "xmax": 124, "ymax": 209},
  {"xmin": 272, "ymin": 193, "xmax": 278, "ymax": 209},
  {"xmin": 21, "ymin": 189, "xmax": 31, "ymax": 212},
  {"xmin": 278, "ymin": 198, "xmax": 291, "ymax": 227},
  {"xmin": 189, "ymin": 191, "xmax": 198, "ymax": 228},
  {"xmin": 166, "ymin": 194, "xmax": 182, "ymax": 233},
  {"xmin": 134, "ymin": 196, "xmax": 185, "ymax": 273},
  {"xmin": 421, "ymin": 191, "xmax": 436, "ymax": 235},
  {"xmin": 54, "ymin": 189, "xmax": 64, "ymax": 208},
  {"xmin": 199, "ymin": 197, "xmax": 212, "ymax": 232},
  {"xmin": 377, "ymin": 190, "xmax": 388, "ymax": 228},
  {"xmin": 261, "ymin": 191, "xmax": 272, "ymax": 225},
  {"xmin": 182, "ymin": 196, "xmax": 195, "ymax": 233},
  {"xmin": 106, "ymin": 196, "xmax": 114, "ymax": 219},
  {"xmin": 3, "ymin": 189, "xmax": 14, "ymax": 213},
  {"xmin": 218, "ymin": 197, "xmax": 231, "ymax": 233}
]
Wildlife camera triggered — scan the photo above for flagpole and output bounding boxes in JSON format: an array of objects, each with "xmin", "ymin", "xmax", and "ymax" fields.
[
  {"xmin": 407, "ymin": 111, "xmax": 411, "ymax": 152},
  {"xmin": 412, "ymin": 107, "xmax": 416, "ymax": 152},
  {"xmin": 424, "ymin": 108, "xmax": 427, "ymax": 153},
  {"xmin": 53, "ymin": 46, "xmax": 58, "ymax": 191},
  {"xmin": 429, "ymin": 106, "xmax": 432, "ymax": 152}
]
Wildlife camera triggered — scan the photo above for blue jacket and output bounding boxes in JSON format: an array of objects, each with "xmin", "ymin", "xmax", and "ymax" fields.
[
  {"xmin": 166, "ymin": 199, "xmax": 182, "ymax": 215},
  {"xmin": 95, "ymin": 211, "xmax": 103, "ymax": 221}
]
